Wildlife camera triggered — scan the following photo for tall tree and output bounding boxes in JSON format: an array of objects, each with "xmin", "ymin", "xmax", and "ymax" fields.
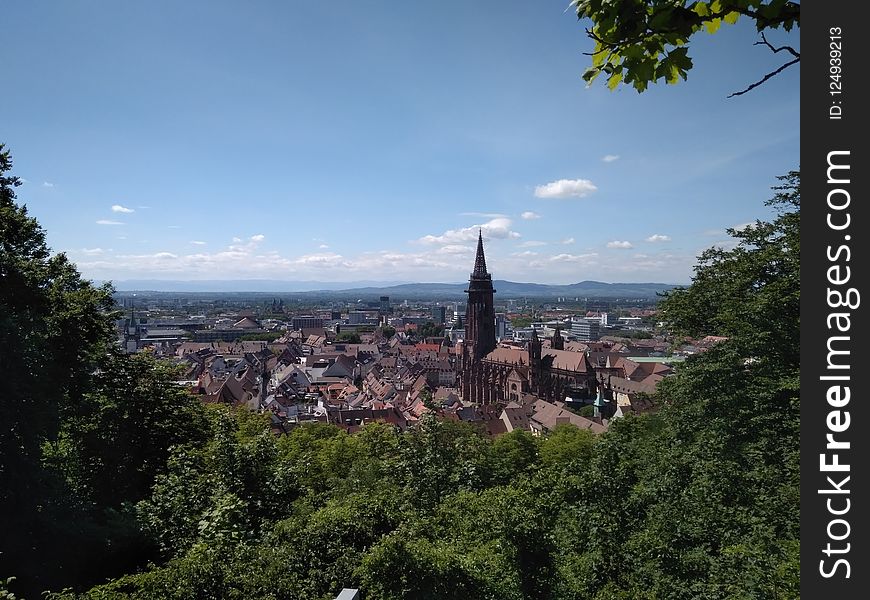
[
  {"xmin": 659, "ymin": 170, "xmax": 799, "ymax": 368},
  {"xmin": 1, "ymin": 144, "xmax": 117, "ymax": 519},
  {"xmin": 551, "ymin": 173, "xmax": 801, "ymax": 598},
  {"xmin": 1, "ymin": 145, "xmax": 214, "ymax": 596},
  {"xmin": 1, "ymin": 143, "xmax": 121, "ymax": 592}
]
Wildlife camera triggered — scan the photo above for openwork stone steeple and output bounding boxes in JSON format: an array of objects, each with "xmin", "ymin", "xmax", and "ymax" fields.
[
  {"xmin": 472, "ymin": 229, "xmax": 490, "ymax": 279},
  {"xmin": 464, "ymin": 230, "xmax": 496, "ymax": 361}
]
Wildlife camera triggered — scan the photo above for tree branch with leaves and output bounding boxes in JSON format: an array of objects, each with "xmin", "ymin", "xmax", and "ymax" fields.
[{"xmin": 574, "ymin": 0, "xmax": 800, "ymax": 95}]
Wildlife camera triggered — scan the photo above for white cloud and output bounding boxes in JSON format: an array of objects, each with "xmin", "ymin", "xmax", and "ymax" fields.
[
  {"xmin": 549, "ymin": 252, "xmax": 598, "ymax": 263},
  {"xmin": 460, "ymin": 212, "xmax": 509, "ymax": 219},
  {"xmin": 607, "ymin": 240, "xmax": 633, "ymax": 249},
  {"xmin": 318, "ymin": 244, "xmax": 330, "ymax": 249},
  {"xmin": 602, "ymin": 154, "xmax": 620, "ymax": 163},
  {"xmin": 294, "ymin": 253, "xmax": 343, "ymax": 266},
  {"xmin": 494, "ymin": 249, "xmax": 693, "ymax": 283},
  {"xmin": 190, "ymin": 241, "xmax": 207, "ymax": 246},
  {"xmin": 534, "ymin": 178, "xmax": 597, "ymax": 199},
  {"xmin": 77, "ymin": 238, "xmax": 474, "ymax": 281},
  {"xmin": 731, "ymin": 222, "xmax": 754, "ymax": 232},
  {"xmin": 72, "ymin": 242, "xmax": 698, "ymax": 285},
  {"xmin": 96, "ymin": 219, "xmax": 124, "ymax": 226},
  {"xmin": 343, "ymin": 251, "xmax": 456, "ymax": 273},
  {"xmin": 646, "ymin": 234, "xmax": 671, "ymax": 243},
  {"xmin": 436, "ymin": 245, "xmax": 474, "ymax": 255},
  {"xmin": 228, "ymin": 235, "xmax": 267, "ymax": 253},
  {"xmin": 137, "ymin": 205, "xmax": 151, "ymax": 209},
  {"xmin": 111, "ymin": 204, "xmax": 135, "ymax": 213},
  {"xmin": 43, "ymin": 181, "xmax": 55, "ymax": 188},
  {"xmin": 167, "ymin": 225, "xmax": 182, "ymax": 229},
  {"xmin": 561, "ymin": 237, "xmax": 575, "ymax": 245},
  {"xmin": 518, "ymin": 240, "xmax": 547, "ymax": 248},
  {"xmin": 417, "ymin": 217, "xmax": 521, "ymax": 245},
  {"xmin": 72, "ymin": 215, "xmax": 699, "ymax": 284},
  {"xmin": 521, "ymin": 211, "xmax": 541, "ymax": 220}
]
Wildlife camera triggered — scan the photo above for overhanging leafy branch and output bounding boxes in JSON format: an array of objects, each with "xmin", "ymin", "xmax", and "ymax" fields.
[{"xmin": 574, "ymin": 0, "xmax": 800, "ymax": 94}]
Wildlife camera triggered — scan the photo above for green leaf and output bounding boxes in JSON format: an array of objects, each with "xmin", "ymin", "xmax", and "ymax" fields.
[
  {"xmin": 705, "ymin": 18, "xmax": 722, "ymax": 34},
  {"xmin": 650, "ymin": 7, "xmax": 675, "ymax": 29},
  {"xmin": 582, "ymin": 66, "xmax": 601, "ymax": 83},
  {"xmin": 693, "ymin": 2, "xmax": 710, "ymax": 17},
  {"xmin": 607, "ymin": 69, "xmax": 624, "ymax": 90},
  {"xmin": 623, "ymin": 45, "xmax": 645, "ymax": 60},
  {"xmin": 633, "ymin": 58, "xmax": 657, "ymax": 85},
  {"xmin": 723, "ymin": 11, "xmax": 740, "ymax": 25},
  {"xmin": 668, "ymin": 46, "xmax": 692, "ymax": 70},
  {"xmin": 591, "ymin": 41, "xmax": 607, "ymax": 67}
]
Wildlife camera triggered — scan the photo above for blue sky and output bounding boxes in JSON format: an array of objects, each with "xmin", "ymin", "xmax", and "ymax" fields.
[{"xmin": 4, "ymin": 1, "xmax": 799, "ymax": 285}]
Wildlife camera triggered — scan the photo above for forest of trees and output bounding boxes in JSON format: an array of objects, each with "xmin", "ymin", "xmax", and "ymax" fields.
[{"xmin": 1, "ymin": 143, "xmax": 799, "ymax": 598}]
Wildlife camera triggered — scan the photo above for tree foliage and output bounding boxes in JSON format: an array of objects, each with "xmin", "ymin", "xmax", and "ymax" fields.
[
  {"xmin": 46, "ymin": 352, "xmax": 210, "ymax": 509},
  {"xmin": 1, "ymin": 145, "xmax": 117, "ymax": 496},
  {"xmin": 336, "ymin": 331, "xmax": 362, "ymax": 344},
  {"xmin": 659, "ymin": 170, "xmax": 799, "ymax": 368},
  {"xmin": 418, "ymin": 321, "xmax": 445, "ymax": 339},
  {"xmin": 0, "ymin": 146, "xmax": 213, "ymax": 597},
  {"xmin": 1, "ymin": 145, "xmax": 124, "ymax": 594},
  {"xmin": 237, "ymin": 331, "xmax": 283, "ymax": 342},
  {"xmin": 378, "ymin": 325, "xmax": 397, "ymax": 339},
  {"xmin": 575, "ymin": 0, "xmax": 800, "ymax": 94}
]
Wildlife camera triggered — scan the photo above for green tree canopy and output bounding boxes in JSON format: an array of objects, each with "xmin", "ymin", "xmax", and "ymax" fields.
[
  {"xmin": 2, "ymin": 145, "xmax": 121, "ymax": 590},
  {"xmin": 659, "ymin": 170, "xmax": 799, "ymax": 367},
  {"xmin": 46, "ymin": 352, "xmax": 210, "ymax": 509},
  {"xmin": 336, "ymin": 331, "xmax": 362, "ymax": 344},
  {"xmin": 419, "ymin": 321, "xmax": 445, "ymax": 339},
  {"xmin": 0, "ymin": 145, "xmax": 117, "ymax": 489},
  {"xmin": 1, "ymin": 144, "xmax": 213, "ymax": 597}
]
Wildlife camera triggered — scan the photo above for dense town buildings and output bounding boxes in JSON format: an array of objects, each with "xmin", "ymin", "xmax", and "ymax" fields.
[{"xmin": 113, "ymin": 240, "xmax": 716, "ymax": 438}]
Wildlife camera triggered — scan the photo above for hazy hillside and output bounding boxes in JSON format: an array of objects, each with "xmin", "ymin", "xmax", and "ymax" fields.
[{"xmin": 106, "ymin": 279, "xmax": 681, "ymax": 299}]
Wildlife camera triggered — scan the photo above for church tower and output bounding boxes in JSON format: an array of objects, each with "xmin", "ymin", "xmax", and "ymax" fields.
[
  {"xmin": 552, "ymin": 325, "xmax": 564, "ymax": 351},
  {"xmin": 529, "ymin": 327, "xmax": 542, "ymax": 393},
  {"xmin": 464, "ymin": 230, "xmax": 497, "ymax": 362}
]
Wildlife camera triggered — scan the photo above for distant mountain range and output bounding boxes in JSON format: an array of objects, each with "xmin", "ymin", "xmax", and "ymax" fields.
[
  {"xmin": 103, "ymin": 279, "xmax": 413, "ymax": 293},
  {"xmin": 106, "ymin": 279, "xmax": 682, "ymax": 299},
  {"xmin": 323, "ymin": 280, "xmax": 680, "ymax": 299}
]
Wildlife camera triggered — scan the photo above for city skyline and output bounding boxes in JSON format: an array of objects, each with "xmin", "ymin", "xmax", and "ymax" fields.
[{"xmin": 4, "ymin": 1, "xmax": 799, "ymax": 285}]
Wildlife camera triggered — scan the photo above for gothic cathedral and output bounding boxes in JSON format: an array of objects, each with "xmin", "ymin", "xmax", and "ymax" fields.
[{"xmin": 458, "ymin": 231, "xmax": 597, "ymax": 405}]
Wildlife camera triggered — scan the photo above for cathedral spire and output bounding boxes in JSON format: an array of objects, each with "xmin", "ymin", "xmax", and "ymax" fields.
[
  {"xmin": 472, "ymin": 229, "xmax": 488, "ymax": 278},
  {"xmin": 463, "ymin": 228, "xmax": 497, "ymax": 364}
]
